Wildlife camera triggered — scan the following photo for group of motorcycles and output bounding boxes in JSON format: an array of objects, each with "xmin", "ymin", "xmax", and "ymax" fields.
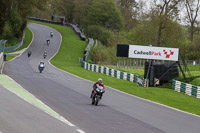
[
  {"xmin": 27, "ymin": 31, "xmax": 53, "ymax": 73},
  {"xmin": 27, "ymin": 30, "xmax": 104, "ymax": 105}
]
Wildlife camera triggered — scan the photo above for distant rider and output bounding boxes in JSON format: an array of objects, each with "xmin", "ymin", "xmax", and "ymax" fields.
[
  {"xmin": 27, "ymin": 50, "xmax": 32, "ymax": 57},
  {"xmin": 47, "ymin": 39, "xmax": 50, "ymax": 45},
  {"xmin": 43, "ymin": 51, "xmax": 47, "ymax": 59},
  {"xmin": 91, "ymin": 78, "xmax": 105, "ymax": 99},
  {"xmin": 39, "ymin": 62, "xmax": 45, "ymax": 68},
  {"xmin": 50, "ymin": 31, "xmax": 53, "ymax": 37}
]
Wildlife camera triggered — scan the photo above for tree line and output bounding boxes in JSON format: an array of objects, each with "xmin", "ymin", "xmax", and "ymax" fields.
[
  {"xmin": 1, "ymin": 0, "xmax": 200, "ymax": 63},
  {"xmin": 0, "ymin": 0, "xmax": 48, "ymax": 46}
]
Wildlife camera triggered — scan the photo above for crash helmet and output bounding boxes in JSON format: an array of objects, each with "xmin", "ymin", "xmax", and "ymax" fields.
[{"xmin": 98, "ymin": 78, "xmax": 102, "ymax": 84}]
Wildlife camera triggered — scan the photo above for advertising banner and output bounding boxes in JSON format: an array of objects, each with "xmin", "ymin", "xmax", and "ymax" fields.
[{"xmin": 128, "ymin": 45, "xmax": 179, "ymax": 61}]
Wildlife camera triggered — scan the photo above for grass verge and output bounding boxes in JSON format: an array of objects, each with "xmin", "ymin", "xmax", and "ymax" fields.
[
  {"xmin": 12, "ymin": 27, "xmax": 33, "ymax": 52},
  {"xmin": 31, "ymin": 20, "xmax": 200, "ymax": 116},
  {"xmin": 6, "ymin": 55, "xmax": 15, "ymax": 61},
  {"xmin": 20, "ymin": 27, "xmax": 33, "ymax": 50}
]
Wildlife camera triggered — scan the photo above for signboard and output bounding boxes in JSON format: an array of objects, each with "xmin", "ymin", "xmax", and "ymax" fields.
[{"xmin": 117, "ymin": 44, "xmax": 179, "ymax": 61}]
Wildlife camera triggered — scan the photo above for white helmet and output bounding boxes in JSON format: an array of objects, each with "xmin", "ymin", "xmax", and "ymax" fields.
[{"xmin": 98, "ymin": 78, "xmax": 102, "ymax": 84}]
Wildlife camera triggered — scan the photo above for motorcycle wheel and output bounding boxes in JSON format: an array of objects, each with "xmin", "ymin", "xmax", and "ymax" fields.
[
  {"xmin": 92, "ymin": 97, "xmax": 95, "ymax": 105},
  {"xmin": 95, "ymin": 96, "xmax": 99, "ymax": 106}
]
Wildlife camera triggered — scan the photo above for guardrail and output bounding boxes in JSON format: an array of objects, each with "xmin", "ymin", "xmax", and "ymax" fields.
[
  {"xmin": 69, "ymin": 23, "xmax": 86, "ymax": 41},
  {"xmin": 83, "ymin": 38, "xmax": 94, "ymax": 61},
  {"xmin": 29, "ymin": 17, "xmax": 64, "ymax": 25},
  {"xmin": 82, "ymin": 61, "xmax": 146, "ymax": 87},
  {"xmin": 2, "ymin": 40, "xmax": 23, "ymax": 53},
  {"xmin": 28, "ymin": 17, "xmax": 86, "ymax": 41},
  {"xmin": 172, "ymin": 80, "xmax": 200, "ymax": 98},
  {"xmin": 0, "ymin": 52, "xmax": 4, "ymax": 73}
]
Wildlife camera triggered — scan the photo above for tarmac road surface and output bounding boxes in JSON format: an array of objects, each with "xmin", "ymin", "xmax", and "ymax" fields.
[
  {"xmin": 0, "ymin": 85, "xmax": 78, "ymax": 133},
  {"xmin": 3, "ymin": 23, "xmax": 200, "ymax": 133}
]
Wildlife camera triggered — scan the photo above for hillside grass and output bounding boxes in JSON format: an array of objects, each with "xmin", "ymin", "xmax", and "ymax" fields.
[
  {"xmin": 19, "ymin": 27, "xmax": 33, "ymax": 50},
  {"xmin": 31, "ymin": 20, "xmax": 200, "ymax": 116},
  {"xmin": 6, "ymin": 55, "xmax": 15, "ymax": 61}
]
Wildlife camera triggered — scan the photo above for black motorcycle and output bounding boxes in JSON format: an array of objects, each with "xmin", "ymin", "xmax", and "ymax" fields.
[
  {"xmin": 91, "ymin": 85, "xmax": 104, "ymax": 106},
  {"xmin": 47, "ymin": 39, "xmax": 50, "ymax": 46},
  {"xmin": 27, "ymin": 51, "xmax": 31, "ymax": 57}
]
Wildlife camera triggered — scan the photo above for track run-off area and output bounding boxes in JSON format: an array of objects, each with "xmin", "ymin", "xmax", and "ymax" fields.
[{"xmin": 1, "ymin": 23, "xmax": 200, "ymax": 133}]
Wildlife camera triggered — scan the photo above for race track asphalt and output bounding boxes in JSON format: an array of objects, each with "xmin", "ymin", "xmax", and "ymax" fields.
[
  {"xmin": 3, "ymin": 23, "xmax": 200, "ymax": 133},
  {"xmin": 0, "ymin": 84, "xmax": 78, "ymax": 133}
]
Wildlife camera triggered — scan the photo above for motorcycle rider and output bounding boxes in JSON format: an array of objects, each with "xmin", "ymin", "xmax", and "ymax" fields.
[
  {"xmin": 50, "ymin": 31, "xmax": 53, "ymax": 37},
  {"xmin": 27, "ymin": 50, "xmax": 32, "ymax": 57},
  {"xmin": 38, "ymin": 62, "xmax": 45, "ymax": 73},
  {"xmin": 47, "ymin": 39, "xmax": 50, "ymax": 45},
  {"xmin": 43, "ymin": 51, "xmax": 47, "ymax": 59},
  {"xmin": 91, "ymin": 78, "xmax": 105, "ymax": 99}
]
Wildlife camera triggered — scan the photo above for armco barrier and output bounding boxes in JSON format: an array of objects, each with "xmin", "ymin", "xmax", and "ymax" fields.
[
  {"xmin": 82, "ymin": 61, "xmax": 146, "ymax": 87},
  {"xmin": 172, "ymin": 80, "xmax": 200, "ymax": 99},
  {"xmin": 0, "ymin": 31, "xmax": 25, "ymax": 53},
  {"xmin": 29, "ymin": 17, "xmax": 86, "ymax": 41},
  {"xmin": 83, "ymin": 38, "xmax": 94, "ymax": 61},
  {"xmin": 69, "ymin": 23, "xmax": 86, "ymax": 41},
  {"xmin": 0, "ymin": 52, "xmax": 4, "ymax": 73},
  {"xmin": 2, "ymin": 40, "xmax": 23, "ymax": 53}
]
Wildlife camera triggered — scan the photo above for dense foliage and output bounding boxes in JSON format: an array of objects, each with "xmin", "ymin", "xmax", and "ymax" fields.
[
  {"xmin": 0, "ymin": 0, "xmax": 48, "ymax": 45},
  {"xmin": 2, "ymin": 0, "xmax": 200, "ymax": 61}
]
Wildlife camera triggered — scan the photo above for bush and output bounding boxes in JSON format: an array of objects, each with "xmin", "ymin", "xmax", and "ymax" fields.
[
  {"xmin": 90, "ymin": 43, "xmax": 117, "ymax": 64},
  {"xmin": 85, "ymin": 0, "xmax": 123, "ymax": 32},
  {"xmin": 9, "ymin": 10, "xmax": 23, "ymax": 37},
  {"xmin": 86, "ymin": 25, "xmax": 113, "ymax": 46},
  {"xmin": 1, "ymin": 22, "xmax": 13, "ymax": 39}
]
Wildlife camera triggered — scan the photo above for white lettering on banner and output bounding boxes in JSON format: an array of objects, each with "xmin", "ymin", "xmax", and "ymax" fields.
[{"xmin": 129, "ymin": 45, "xmax": 179, "ymax": 61}]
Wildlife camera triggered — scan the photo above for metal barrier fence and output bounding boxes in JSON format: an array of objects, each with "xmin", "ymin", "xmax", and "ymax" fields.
[
  {"xmin": 29, "ymin": 17, "xmax": 86, "ymax": 41},
  {"xmin": 68, "ymin": 23, "xmax": 86, "ymax": 41},
  {"xmin": 84, "ymin": 38, "xmax": 94, "ymax": 61},
  {"xmin": 116, "ymin": 58, "xmax": 200, "ymax": 71},
  {"xmin": 82, "ymin": 61, "xmax": 146, "ymax": 87},
  {"xmin": 29, "ymin": 17, "xmax": 64, "ymax": 25},
  {"xmin": 2, "ymin": 40, "xmax": 23, "ymax": 53},
  {"xmin": 0, "ymin": 52, "xmax": 4, "ymax": 73},
  {"xmin": 172, "ymin": 80, "xmax": 200, "ymax": 98}
]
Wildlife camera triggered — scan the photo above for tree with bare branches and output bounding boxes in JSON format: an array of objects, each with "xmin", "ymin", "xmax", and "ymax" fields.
[
  {"xmin": 185, "ymin": 0, "xmax": 200, "ymax": 43},
  {"xmin": 151, "ymin": 0, "xmax": 181, "ymax": 46}
]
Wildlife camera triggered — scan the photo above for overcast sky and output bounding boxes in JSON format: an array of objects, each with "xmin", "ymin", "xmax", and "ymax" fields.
[{"xmin": 135, "ymin": 0, "xmax": 200, "ymax": 25}]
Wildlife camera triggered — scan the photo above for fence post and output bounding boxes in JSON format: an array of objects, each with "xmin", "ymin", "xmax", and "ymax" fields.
[
  {"xmin": 123, "ymin": 58, "xmax": 125, "ymax": 68},
  {"xmin": 136, "ymin": 59, "xmax": 138, "ymax": 69},
  {"xmin": 143, "ymin": 59, "xmax": 145, "ymax": 69},
  {"xmin": 199, "ymin": 59, "xmax": 200, "ymax": 71}
]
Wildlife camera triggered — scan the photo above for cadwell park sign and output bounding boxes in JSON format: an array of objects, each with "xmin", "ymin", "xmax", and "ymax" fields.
[{"xmin": 117, "ymin": 44, "xmax": 179, "ymax": 61}]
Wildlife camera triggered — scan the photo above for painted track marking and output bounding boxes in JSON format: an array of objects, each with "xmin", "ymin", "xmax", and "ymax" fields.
[{"xmin": 77, "ymin": 129, "xmax": 86, "ymax": 133}]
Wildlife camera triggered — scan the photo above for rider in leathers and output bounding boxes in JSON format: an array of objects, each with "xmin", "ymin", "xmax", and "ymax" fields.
[{"xmin": 91, "ymin": 78, "xmax": 105, "ymax": 99}]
